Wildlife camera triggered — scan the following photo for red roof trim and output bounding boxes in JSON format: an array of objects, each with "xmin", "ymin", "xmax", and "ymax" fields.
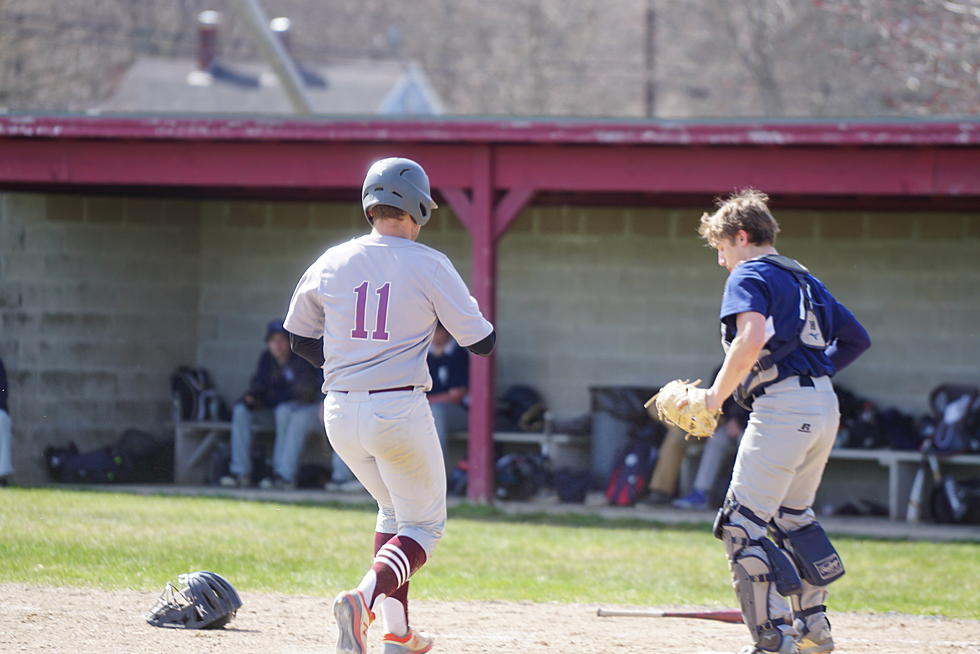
[{"xmin": 1, "ymin": 115, "xmax": 977, "ymax": 146}]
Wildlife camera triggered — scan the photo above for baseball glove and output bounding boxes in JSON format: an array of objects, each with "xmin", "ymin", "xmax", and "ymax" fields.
[{"xmin": 645, "ymin": 379, "xmax": 720, "ymax": 439}]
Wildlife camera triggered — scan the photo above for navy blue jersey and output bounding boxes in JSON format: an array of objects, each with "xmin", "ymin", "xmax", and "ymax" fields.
[
  {"xmin": 720, "ymin": 258, "xmax": 867, "ymax": 383},
  {"xmin": 427, "ymin": 341, "xmax": 469, "ymax": 395},
  {"xmin": 246, "ymin": 351, "xmax": 323, "ymax": 408}
]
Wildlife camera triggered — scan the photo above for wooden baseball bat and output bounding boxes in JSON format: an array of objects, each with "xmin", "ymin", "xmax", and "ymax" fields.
[{"xmin": 596, "ymin": 607, "xmax": 744, "ymax": 624}]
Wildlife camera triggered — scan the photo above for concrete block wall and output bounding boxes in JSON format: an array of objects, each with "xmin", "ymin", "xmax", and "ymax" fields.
[
  {"xmin": 495, "ymin": 206, "xmax": 980, "ymax": 418},
  {"xmin": 194, "ymin": 200, "xmax": 470, "ymax": 402},
  {"xmin": 1, "ymin": 189, "xmax": 976, "ymax": 483},
  {"xmin": 0, "ymin": 193, "xmax": 467, "ymax": 484},
  {"xmin": 496, "ymin": 206, "xmax": 721, "ymax": 417},
  {"xmin": 0, "ymin": 193, "xmax": 201, "ymax": 483}
]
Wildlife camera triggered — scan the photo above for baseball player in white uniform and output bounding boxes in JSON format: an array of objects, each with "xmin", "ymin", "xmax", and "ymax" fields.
[
  {"xmin": 284, "ymin": 157, "xmax": 495, "ymax": 654},
  {"xmin": 696, "ymin": 190, "xmax": 870, "ymax": 654}
]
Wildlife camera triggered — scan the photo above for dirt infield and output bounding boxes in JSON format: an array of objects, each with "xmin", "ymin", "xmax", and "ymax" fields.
[{"xmin": 2, "ymin": 584, "xmax": 978, "ymax": 653}]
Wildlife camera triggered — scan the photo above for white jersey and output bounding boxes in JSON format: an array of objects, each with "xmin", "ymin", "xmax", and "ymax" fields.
[{"xmin": 284, "ymin": 233, "xmax": 493, "ymax": 392}]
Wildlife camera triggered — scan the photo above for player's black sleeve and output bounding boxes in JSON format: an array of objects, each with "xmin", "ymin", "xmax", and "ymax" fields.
[
  {"xmin": 289, "ymin": 332, "xmax": 325, "ymax": 368},
  {"xmin": 465, "ymin": 330, "xmax": 496, "ymax": 357}
]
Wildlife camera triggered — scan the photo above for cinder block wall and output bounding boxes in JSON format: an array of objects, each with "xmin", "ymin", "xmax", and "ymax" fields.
[
  {"xmin": 495, "ymin": 206, "xmax": 980, "ymax": 417},
  {"xmin": 0, "ymin": 193, "xmax": 201, "ymax": 483},
  {"xmin": 194, "ymin": 200, "xmax": 470, "ymax": 401},
  {"xmin": 1, "ymin": 191, "xmax": 976, "ymax": 483}
]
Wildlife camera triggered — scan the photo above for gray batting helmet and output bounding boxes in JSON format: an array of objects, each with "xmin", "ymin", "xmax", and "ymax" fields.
[
  {"xmin": 145, "ymin": 570, "xmax": 242, "ymax": 630},
  {"xmin": 361, "ymin": 157, "xmax": 438, "ymax": 226}
]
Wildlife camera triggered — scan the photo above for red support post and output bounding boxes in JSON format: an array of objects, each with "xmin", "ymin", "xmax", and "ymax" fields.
[
  {"xmin": 440, "ymin": 153, "xmax": 536, "ymax": 503},
  {"xmin": 466, "ymin": 146, "xmax": 497, "ymax": 503},
  {"xmin": 438, "ymin": 187, "xmax": 473, "ymax": 232},
  {"xmin": 493, "ymin": 188, "xmax": 536, "ymax": 240}
]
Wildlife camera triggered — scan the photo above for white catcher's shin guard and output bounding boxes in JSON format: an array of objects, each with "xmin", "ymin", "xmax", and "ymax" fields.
[
  {"xmin": 720, "ymin": 521, "xmax": 798, "ymax": 652},
  {"xmin": 730, "ymin": 553, "xmax": 797, "ymax": 652}
]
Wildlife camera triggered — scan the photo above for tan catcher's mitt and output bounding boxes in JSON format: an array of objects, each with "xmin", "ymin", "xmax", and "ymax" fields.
[{"xmin": 645, "ymin": 379, "xmax": 721, "ymax": 439}]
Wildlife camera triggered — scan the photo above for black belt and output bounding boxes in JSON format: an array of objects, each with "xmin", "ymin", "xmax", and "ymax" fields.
[
  {"xmin": 753, "ymin": 375, "xmax": 814, "ymax": 401},
  {"xmin": 369, "ymin": 385, "xmax": 415, "ymax": 394},
  {"xmin": 329, "ymin": 386, "xmax": 415, "ymax": 395}
]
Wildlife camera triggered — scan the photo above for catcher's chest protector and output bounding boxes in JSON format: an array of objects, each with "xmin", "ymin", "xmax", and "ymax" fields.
[
  {"xmin": 729, "ymin": 255, "xmax": 829, "ymax": 408},
  {"xmin": 761, "ymin": 255, "xmax": 827, "ymax": 350}
]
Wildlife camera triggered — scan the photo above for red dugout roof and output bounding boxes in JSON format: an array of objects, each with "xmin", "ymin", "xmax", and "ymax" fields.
[
  {"xmin": 1, "ymin": 115, "xmax": 977, "ymax": 145},
  {"xmin": 0, "ymin": 116, "xmax": 977, "ymax": 204},
  {"xmin": 2, "ymin": 114, "xmax": 978, "ymax": 501}
]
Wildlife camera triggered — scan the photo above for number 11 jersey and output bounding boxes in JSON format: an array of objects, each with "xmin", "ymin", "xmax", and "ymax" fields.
[{"xmin": 284, "ymin": 233, "xmax": 493, "ymax": 393}]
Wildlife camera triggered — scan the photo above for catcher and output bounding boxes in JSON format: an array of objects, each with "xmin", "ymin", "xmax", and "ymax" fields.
[{"xmin": 654, "ymin": 190, "xmax": 870, "ymax": 654}]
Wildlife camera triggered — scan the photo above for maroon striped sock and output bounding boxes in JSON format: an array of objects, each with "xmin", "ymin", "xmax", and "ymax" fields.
[
  {"xmin": 369, "ymin": 534, "xmax": 426, "ymax": 608},
  {"xmin": 374, "ymin": 532, "xmax": 412, "ymax": 623}
]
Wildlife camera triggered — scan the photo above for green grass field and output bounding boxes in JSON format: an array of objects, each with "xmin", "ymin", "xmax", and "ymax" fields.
[{"xmin": 0, "ymin": 488, "xmax": 976, "ymax": 619}]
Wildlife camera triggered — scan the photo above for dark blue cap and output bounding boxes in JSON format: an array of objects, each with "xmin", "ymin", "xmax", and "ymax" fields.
[{"xmin": 265, "ymin": 319, "xmax": 288, "ymax": 341}]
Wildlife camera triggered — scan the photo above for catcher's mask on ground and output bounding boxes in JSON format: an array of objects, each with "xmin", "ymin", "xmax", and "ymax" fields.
[{"xmin": 145, "ymin": 570, "xmax": 242, "ymax": 629}]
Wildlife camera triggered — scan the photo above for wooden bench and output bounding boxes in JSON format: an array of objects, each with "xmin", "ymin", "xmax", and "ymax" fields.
[
  {"xmin": 679, "ymin": 443, "xmax": 980, "ymax": 520},
  {"xmin": 174, "ymin": 420, "xmax": 341, "ymax": 485},
  {"xmin": 448, "ymin": 410, "xmax": 590, "ymax": 467},
  {"xmin": 172, "ymin": 420, "xmax": 274, "ymax": 485},
  {"xmin": 449, "ymin": 429, "xmax": 589, "ymax": 467},
  {"xmin": 823, "ymin": 448, "xmax": 980, "ymax": 520},
  {"xmin": 177, "ymin": 415, "xmax": 590, "ymax": 485}
]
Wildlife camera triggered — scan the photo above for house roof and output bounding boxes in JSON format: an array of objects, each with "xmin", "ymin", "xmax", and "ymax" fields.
[{"xmin": 99, "ymin": 56, "xmax": 443, "ymax": 116}]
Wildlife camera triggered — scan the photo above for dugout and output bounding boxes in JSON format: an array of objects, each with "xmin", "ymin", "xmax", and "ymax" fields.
[{"xmin": 0, "ymin": 116, "xmax": 978, "ymax": 498}]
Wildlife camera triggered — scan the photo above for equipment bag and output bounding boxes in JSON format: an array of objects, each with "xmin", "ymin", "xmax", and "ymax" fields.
[
  {"xmin": 554, "ymin": 468, "xmax": 591, "ymax": 503},
  {"xmin": 170, "ymin": 366, "xmax": 228, "ymax": 422},
  {"xmin": 605, "ymin": 439, "xmax": 658, "ymax": 507},
  {"xmin": 44, "ymin": 442, "xmax": 125, "ymax": 483},
  {"xmin": 495, "ymin": 453, "xmax": 549, "ymax": 501},
  {"xmin": 931, "ymin": 477, "xmax": 980, "ymax": 525},
  {"xmin": 929, "ymin": 384, "xmax": 980, "ymax": 453},
  {"xmin": 117, "ymin": 429, "xmax": 174, "ymax": 483}
]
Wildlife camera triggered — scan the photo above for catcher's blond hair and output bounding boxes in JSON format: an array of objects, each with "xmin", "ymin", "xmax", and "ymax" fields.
[{"xmin": 698, "ymin": 189, "xmax": 780, "ymax": 247}]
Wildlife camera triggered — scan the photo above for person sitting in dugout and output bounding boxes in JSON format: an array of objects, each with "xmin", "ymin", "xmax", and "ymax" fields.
[
  {"xmin": 0, "ymin": 357, "xmax": 13, "ymax": 486},
  {"xmin": 220, "ymin": 320, "xmax": 355, "ymax": 490},
  {"xmin": 426, "ymin": 322, "xmax": 470, "ymax": 471}
]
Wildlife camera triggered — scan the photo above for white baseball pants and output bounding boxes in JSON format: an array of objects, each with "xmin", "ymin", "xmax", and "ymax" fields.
[
  {"xmin": 730, "ymin": 375, "xmax": 839, "ymax": 520},
  {"xmin": 324, "ymin": 389, "xmax": 447, "ymax": 556}
]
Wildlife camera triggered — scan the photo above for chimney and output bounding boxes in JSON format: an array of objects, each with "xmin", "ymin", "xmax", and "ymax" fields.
[
  {"xmin": 270, "ymin": 16, "xmax": 292, "ymax": 54},
  {"xmin": 197, "ymin": 10, "xmax": 221, "ymax": 71}
]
